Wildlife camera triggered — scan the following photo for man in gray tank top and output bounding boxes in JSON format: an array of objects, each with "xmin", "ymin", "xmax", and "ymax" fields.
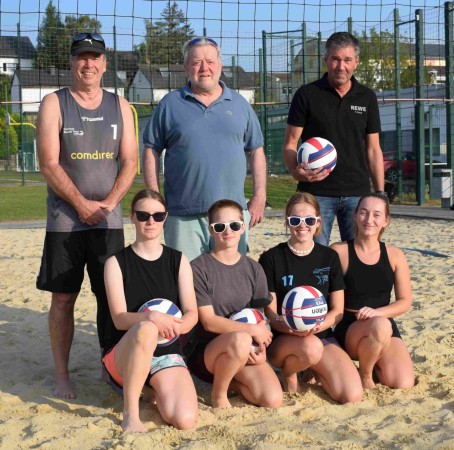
[{"xmin": 36, "ymin": 33, "xmax": 137, "ymax": 399}]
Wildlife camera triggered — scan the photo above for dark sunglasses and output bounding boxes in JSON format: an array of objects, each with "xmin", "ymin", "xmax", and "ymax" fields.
[
  {"xmin": 187, "ymin": 37, "xmax": 218, "ymax": 47},
  {"xmin": 287, "ymin": 216, "xmax": 320, "ymax": 227},
  {"xmin": 134, "ymin": 211, "xmax": 167, "ymax": 222},
  {"xmin": 72, "ymin": 32, "xmax": 105, "ymax": 44},
  {"xmin": 210, "ymin": 221, "xmax": 243, "ymax": 233}
]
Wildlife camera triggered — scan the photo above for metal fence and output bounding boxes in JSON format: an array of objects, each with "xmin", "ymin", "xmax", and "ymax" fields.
[{"xmin": 0, "ymin": 1, "xmax": 452, "ymax": 204}]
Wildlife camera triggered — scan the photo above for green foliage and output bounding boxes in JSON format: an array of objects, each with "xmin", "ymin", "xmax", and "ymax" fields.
[
  {"xmin": 35, "ymin": 1, "xmax": 67, "ymax": 69},
  {"xmin": 0, "ymin": 117, "xmax": 19, "ymax": 159},
  {"xmin": 135, "ymin": 1, "xmax": 194, "ymax": 65},
  {"xmin": 355, "ymin": 28, "xmax": 413, "ymax": 91},
  {"xmin": 35, "ymin": 1, "xmax": 102, "ymax": 70},
  {"xmin": 355, "ymin": 28, "xmax": 433, "ymax": 91}
]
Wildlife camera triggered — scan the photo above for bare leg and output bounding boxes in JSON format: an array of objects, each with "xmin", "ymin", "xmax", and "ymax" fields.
[
  {"xmin": 375, "ymin": 337, "xmax": 415, "ymax": 389},
  {"xmin": 150, "ymin": 367, "xmax": 198, "ymax": 429},
  {"xmin": 204, "ymin": 332, "xmax": 251, "ymax": 408},
  {"xmin": 312, "ymin": 339, "xmax": 363, "ymax": 403},
  {"xmin": 268, "ymin": 334, "xmax": 324, "ymax": 394},
  {"xmin": 230, "ymin": 362, "xmax": 282, "ymax": 408},
  {"xmin": 346, "ymin": 317, "xmax": 392, "ymax": 390},
  {"xmin": 48, "ymin": 292, "xmax": 78, "ymax": 399},
  {"xmin": 114, "ymin": 321, "xmax": 158, "ymax": 433}
]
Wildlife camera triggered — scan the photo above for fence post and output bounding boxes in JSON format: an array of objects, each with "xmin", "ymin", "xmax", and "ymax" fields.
[
  {"xmin": 445, "ymin": 1, "xmax": 454, "ymax": 204},
  {"xmin": 415, "ymin": 9, "xmax": 425, "ymax": 205},
  {"xmin": 394, "ymin": 8, "xmax": 403, "ymax": 197}
]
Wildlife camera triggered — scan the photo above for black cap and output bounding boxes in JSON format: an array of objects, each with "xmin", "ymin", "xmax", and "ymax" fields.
[{"xmin": 71, "ymin": 34, "xmax": 106, "ymax": 56}]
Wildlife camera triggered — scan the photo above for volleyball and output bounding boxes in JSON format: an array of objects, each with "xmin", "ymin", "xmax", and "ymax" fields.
[
  {"xmin": 138, "ymin": 298, "xmax": 182, "ymax": 346},
  {"xmin": 282, "ymin": 286, "xmax": 328, "ymax": 332},
  {"xmin": 229, "ymin": 308, "xmax": 270, "ymax": 353},
  {"xmin": 297, "ymin": 137, "xmax": 337, "ymax": 173}
]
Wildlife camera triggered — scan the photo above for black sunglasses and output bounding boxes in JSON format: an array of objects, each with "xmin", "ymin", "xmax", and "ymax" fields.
[
  {"xmin": 210, "ymin": 221, "xmax": 243, "ymax": 233},
  {"xmin": 187, "ymin": 37, "xmax": 218, "ymax": 47},
  {"xmin": 134, "ymin": 211, "xmax": 168, "ymax": 223},
  {"xmin": 287, "ymin": 216, "xmax": 320, "ymax": 227},
  {"xmin": 72, "ymin": 32, "xmax": 105, "ymax": 44}
]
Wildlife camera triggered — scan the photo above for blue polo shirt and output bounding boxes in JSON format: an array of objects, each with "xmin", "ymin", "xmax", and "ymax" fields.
[
  {"xmin": 143, "ymin": 81, "xmax": 264, "ymax": 215},
  {"xmin": 287, "ymin": 74, "xmax": 382, "ymax": 197}
]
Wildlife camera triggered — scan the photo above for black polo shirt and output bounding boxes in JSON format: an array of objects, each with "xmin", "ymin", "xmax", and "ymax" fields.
[{"xmin": 287, "ymin": 73, "xmax": 381, "ymax": 196}]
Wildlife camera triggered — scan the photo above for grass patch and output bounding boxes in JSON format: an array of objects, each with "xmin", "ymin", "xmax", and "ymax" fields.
[{"xmin": 0, "ymin": 175, "xmax": 298, "ymax": 222}]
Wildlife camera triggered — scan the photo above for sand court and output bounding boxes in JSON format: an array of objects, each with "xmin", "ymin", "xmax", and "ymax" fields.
[{"xmin": 0, "ymin": 217, "xmax": 453, "ymax": 449}]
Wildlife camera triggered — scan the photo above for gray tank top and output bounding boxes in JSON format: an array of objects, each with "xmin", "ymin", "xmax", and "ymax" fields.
[{"xmin": 46, "ymin": 88, "xmax": 124, "ymax": 232}]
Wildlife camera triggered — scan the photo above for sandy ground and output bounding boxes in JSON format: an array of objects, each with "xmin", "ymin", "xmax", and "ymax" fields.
[{"xmin": 0, "ymin": 217, "xmax": 453, "ymax": 449}]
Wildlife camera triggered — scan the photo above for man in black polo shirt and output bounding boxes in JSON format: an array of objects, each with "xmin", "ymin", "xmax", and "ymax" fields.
[{"xmin": 283, "ymin": 32, "xmax": 384, "ymax": 246}]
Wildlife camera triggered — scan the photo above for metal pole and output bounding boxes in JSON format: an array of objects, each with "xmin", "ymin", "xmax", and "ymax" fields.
[
  {"xmin": 415, "ymin": 9, "xmax": 425, "ymax": 204},
  {"xmin": 17, "ymin": 23, "xmax": 25, "ymax": 186},
  {"xmin": 317, "ymin": 32, "xmax": 323, "ymax": 77},
  {"xmin": 394, "ymin": 9, "xmax": 403, "ymax": 197},
  {"xmin": 113, "ymin": 25, "xmax": 118, "ymax": 95},
  {"xmin": 290, "ymin": 39, "xmax": 295, "ymax": 98},
  {"xmin": 302, "ymin": 22, "xmax": 307, "ymax": 85},
  {"xmin": 445, "ymin": 2, "xmax": 454, "ymax": 202},
  {"xmin": 429, "ymin": 105, "xmax": 434, "ymax": 198}
]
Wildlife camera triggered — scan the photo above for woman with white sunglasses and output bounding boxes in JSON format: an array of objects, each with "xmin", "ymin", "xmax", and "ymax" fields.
[
  {"xmin": 186, "ymin": 199, "xmax": 282, "ymax": 409},
  {"xmin": 259, "ymin": 192, "xmax": 363, "ymax": 403},
  {"xmin": 102, "ymin": 189, "xmax": 198, "ymax": 432}
]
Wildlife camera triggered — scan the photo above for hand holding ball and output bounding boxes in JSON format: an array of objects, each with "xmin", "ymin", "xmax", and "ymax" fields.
[
  {"xmin": 138, "ymin": 298, "xmax": 182, "ymax": 346},
  {"xmin": 297, "ymin": 137, "xmax": 337, "ymax": 174},
  {"xmin": 282, "ymin": 286, "xmax": 328, "ymax": 332},
  {"xmin": 229, "ymin": 308, "xmax": 270, "ymax": 353}
]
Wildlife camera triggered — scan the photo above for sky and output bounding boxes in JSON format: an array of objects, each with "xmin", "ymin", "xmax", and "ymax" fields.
[{"xmin": 0, "ymin": 0, "xmax": 448, "ymax": 70}]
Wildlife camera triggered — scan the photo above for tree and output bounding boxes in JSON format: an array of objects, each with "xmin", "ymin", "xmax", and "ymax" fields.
[
  {"xmin": 35, "ymin": 1, "xmax": 102, "ymax": 70},
  {"xmin": 354, "ymin": 28, "xmax": 432, "ymax": 91},
  {"xmin": 63, "ymin": 15, "xmax": 102, "ymax": 56},
  {"xmin": 35, "ymin": 1, "xmax": 67, "ymax": 69},
  {"xmin": 136, "ymin": 1, "xmax": 194, "ymax": 65}
]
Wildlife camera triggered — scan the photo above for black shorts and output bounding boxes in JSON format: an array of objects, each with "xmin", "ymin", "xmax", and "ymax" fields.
[
  {"xmin": 36, "ymin": 229, "xmax": 124, "ymax": 294},
  {"xmin": 334, "ymin": 311, "xmax": 402, "ymax": 349},
  {"xmin": 186, "ymin": 342, "xmax": 214, "ymax": 384}
]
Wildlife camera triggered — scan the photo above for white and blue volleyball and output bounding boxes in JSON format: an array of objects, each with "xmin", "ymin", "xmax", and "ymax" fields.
[
  {"xmin": 230, "ymin": 308, "xmax": 270, "ymax": 353},
  {"xmin": 282, "ymin": 286, "xmax": 328, "ymax": 332},
  {"xmin": 297, "ymin": 137, "xmax": 337, "ymax": 174},
  {"xmin": 138, "ymin": 298, "xmax": 182, "ymax": 346}
]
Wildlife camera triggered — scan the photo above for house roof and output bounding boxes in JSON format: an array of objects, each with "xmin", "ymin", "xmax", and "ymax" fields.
[
  {"xmin": 136, "ymin": 63, "xmax": 258, "ymax": 90},
  {"xmin": 0, "ymin": 36, "xmax": 36, "ymax": 59},
  {"xmin": 13, "ymin": 68, "xmax": 123, "ymax": 88},
  {"xmin": 105, "ymin": 50, "xmax": 140, "ymax": 73}
]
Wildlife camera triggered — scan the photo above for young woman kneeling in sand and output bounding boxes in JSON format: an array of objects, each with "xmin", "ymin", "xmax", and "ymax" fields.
[
  {"xmin": 186, "ymin": 199, "xmax": 283, "ymax": 409},
  {"xmin": 102, "ymin": 189, "xmax": 198, "ymax": 432},
  {"xmin": 331, "ymin": 193, "xmax": 415, "ymax": 389},
  {"xmin": 259, "ymin": 192, "xmax": 363, "ymax": 404}
]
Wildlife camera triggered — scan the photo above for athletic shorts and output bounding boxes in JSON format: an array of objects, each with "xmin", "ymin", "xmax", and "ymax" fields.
[
  {"xmin": 36, "ymin": 229, "xmax": 124, "ymax": 293},
  {"xmin": 334, "ymin": 311, "xmax": 402, "ymax": 349},
  {"xmin": 186, "ymin": 342, "xmax": 214, "ymax": 383},
  {"xmin": 102, "ymin": 346, "xmax": 187, "ymax": 389}
]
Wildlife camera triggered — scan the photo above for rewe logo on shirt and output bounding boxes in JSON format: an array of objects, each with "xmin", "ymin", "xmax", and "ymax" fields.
[{"xmin": 351, "ymin": 105, "xmax": 367, "ymax": 114}]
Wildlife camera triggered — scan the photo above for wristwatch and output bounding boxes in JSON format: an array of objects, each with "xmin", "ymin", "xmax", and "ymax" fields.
[{"xmin": 375, "ymin": 190, "xmax": 386, "ymax": 195}]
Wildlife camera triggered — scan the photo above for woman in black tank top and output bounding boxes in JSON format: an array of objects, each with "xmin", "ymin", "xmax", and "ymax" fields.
[
  {"xmin": 102, "ymin": 189, "xmax": 199, "ymax": 433},
  {"xmin": 331, "ymin": 193, "xmax": 415, "ymax": 390}
]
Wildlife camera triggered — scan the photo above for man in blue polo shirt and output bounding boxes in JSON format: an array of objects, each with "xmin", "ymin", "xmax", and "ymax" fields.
[
  {"xmin": 283, "ymin": 32, "xmax": 385, "ymax": 246},
  {"xmin": 142, "ymin": 37, "xmax": 266, "ymax": 260}
]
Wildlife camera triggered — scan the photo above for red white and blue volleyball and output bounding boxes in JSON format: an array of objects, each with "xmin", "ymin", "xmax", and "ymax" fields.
[
  {"xmin": 297, "ymin": 137, "xmax": 337, "ymax": 174},
  {"xmin": 282, "ymin": 286, "xmax": 328, "ymax": 332},
  {"xmin": 230, "ymin": 308, "xmax": 270, "ymax": 353},
  {"xmin": 138, "ymin": 298, "xmax": 182, "ymax": 346}
]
